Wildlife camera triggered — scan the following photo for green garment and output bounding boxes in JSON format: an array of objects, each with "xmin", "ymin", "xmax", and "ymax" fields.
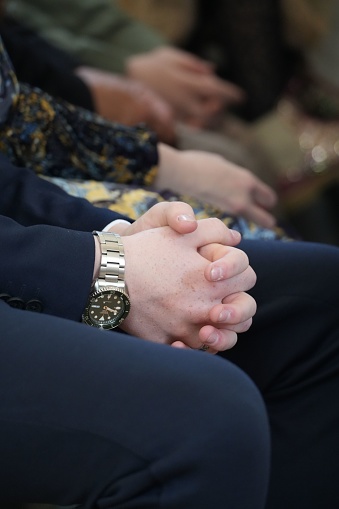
[{"xmin": 6, "ymin": 0, "xmax": 166, "ymax": 72}]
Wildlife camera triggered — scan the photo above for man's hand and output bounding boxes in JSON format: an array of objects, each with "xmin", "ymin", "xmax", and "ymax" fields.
[
  {"xmin": 108, "ymin": 200, "xmax": 242, "ymax": 241},
  {"xmin": 75, "ymin": 66, "xmax": 176, "ymax": 145},
  {"xmin": 126, "ymin": 46, "xmax": 244, "ymax": 129},
  {"xmin": 120, "ymin": 218, "xmax": 256, "ymax": 352},
  {"xmin": 156, "ymin": 144, "xmax": 278, "ymax": 229},
  {"xmin": 107, "ymin": 202, "xmax": 253, "ymax": 353}
]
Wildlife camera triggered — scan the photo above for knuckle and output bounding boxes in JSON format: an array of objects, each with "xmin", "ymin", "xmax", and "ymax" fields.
[
  {"xmin": 229, "ymin": 247, "xmax": 249, "ymax": 271},
  {"xmin": 249, "ymin": 268, "xmax": 257, "ymax": 287},
  {"xmin": 221, "ymin": 330, "xmax": 238, "ymax": 350},
  {"xmin": 207, "ymin": 216, "xmax": 227, "ymax": 233},
  {"xmin": 238, "ymin": 318, "xmax": 253, "ymax": 333},
  {"xmin": 235, "ymin": 294, "xmax": 256, "ymax": 322},
  {"xmin": 229, "ymin": 201, "xmax": 247, "ymax": 215},
  {"xmin": 238, "ymin": 249, "xmax": 250, "ymax": 267},
  {"xmin": 243, "ymin": 266, "xmax": 257, "ymax": 289}
]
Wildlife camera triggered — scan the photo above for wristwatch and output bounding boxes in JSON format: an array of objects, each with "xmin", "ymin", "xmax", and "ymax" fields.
[{"xmin": 82, "ymin": 231, "xmax": 131, "ymax": 330}]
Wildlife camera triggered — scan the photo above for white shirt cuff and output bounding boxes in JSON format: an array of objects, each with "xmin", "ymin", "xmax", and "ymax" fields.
[{"xmin": 103, "ymin": 219, "xmax": 132, "ymax": 232}]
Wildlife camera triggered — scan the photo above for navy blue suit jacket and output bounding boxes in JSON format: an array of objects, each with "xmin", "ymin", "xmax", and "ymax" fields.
[{"xmin": 0, "ymin": 153, "xmax": 129, "ymax": 323}]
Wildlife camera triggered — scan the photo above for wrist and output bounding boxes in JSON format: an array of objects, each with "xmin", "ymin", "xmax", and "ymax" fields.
[
  {"xmin": 84, "ymin": 232, "xmax": 131, "ymax": 330},
  {"xmin": 93, "ymin": 218, "xmax": 132, "ymax": 284},
  {"xmin": 154, "ymin": 143, "xmax": 182, "ymax": 191}
]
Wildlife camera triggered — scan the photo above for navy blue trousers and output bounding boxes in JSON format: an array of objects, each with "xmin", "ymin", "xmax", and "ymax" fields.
[
  {"xmin": 227, "ymin": 239, "xmax": 339, "ymax": 509},
  {"xmin": 0, "ymin": 306, "xmax": 269, "ymax": 509},
  {"xmin": 1, "ymin": 239, "xmax": 339, "ymax": 509}
]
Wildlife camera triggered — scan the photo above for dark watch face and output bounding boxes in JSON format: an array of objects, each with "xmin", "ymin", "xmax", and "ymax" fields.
[{"xmin": 83, "ymin": 288, "xmax": 130, "ymax": 330}]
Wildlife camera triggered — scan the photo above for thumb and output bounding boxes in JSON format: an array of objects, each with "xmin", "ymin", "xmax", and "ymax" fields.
[{"xmin": 124, "ymin": 201, "xmax": 198, "ymax": 235}]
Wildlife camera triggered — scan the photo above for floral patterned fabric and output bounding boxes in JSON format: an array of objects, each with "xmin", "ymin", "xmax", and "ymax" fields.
[{"xmin": 0, "ymin": 83, "xmax": 159, "ymax": 185}]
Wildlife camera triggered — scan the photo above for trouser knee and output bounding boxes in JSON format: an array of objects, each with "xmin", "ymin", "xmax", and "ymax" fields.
[{"xmin": 163, "ymin": 353, "xmax": 270, "ymax": 508}]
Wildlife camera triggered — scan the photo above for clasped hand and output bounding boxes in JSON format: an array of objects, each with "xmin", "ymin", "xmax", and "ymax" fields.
[{"xmin": 111, "ymin": 202, "xmax": 256, "ymax": 353}]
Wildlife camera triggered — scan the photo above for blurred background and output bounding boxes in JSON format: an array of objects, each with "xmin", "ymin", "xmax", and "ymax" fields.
[
  {"xmin": 118, "ymin": 0, "xmax": 339, "ymax": 245},
  {"xmin": 3, "ymin": 0, "xmax": 339, "ymax": 245}
]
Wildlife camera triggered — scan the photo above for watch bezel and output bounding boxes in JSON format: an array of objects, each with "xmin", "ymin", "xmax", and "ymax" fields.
[{"xmin": 82, "ymin": 287, "xmax": 131, "ymax": 330}]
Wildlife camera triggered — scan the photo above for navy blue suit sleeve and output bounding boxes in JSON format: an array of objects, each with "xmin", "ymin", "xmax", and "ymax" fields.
[
  {"xmin": 0, "ymin": 153, "xmax": 131, "ymax": 230},
  {"xmin": 0, "ymin": 214, "xmax": 94, "ymax": 321},
  {"xmin": 0, "ymin": 155, "xmax": 133, "ymax": 321}
]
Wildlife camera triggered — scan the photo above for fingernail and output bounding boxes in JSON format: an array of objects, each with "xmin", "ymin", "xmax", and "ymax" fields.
[
  {"xmin": 177, "ymin": 214, "xmax": 196, "ymax": 222},
  {"xmin": 218, "ymin": 310, "xmax": 231, "ymax": 322},
  {"xmin": 206, "ymin": 331, "xmax": 219, "ymax": 345},
  {"xmin": 210, "ymin": 266, "xmax": 224, "ymax": 281},
  {"xmin": 230, "ymin": 229, "xmax": 241, "ymax": 240}
]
